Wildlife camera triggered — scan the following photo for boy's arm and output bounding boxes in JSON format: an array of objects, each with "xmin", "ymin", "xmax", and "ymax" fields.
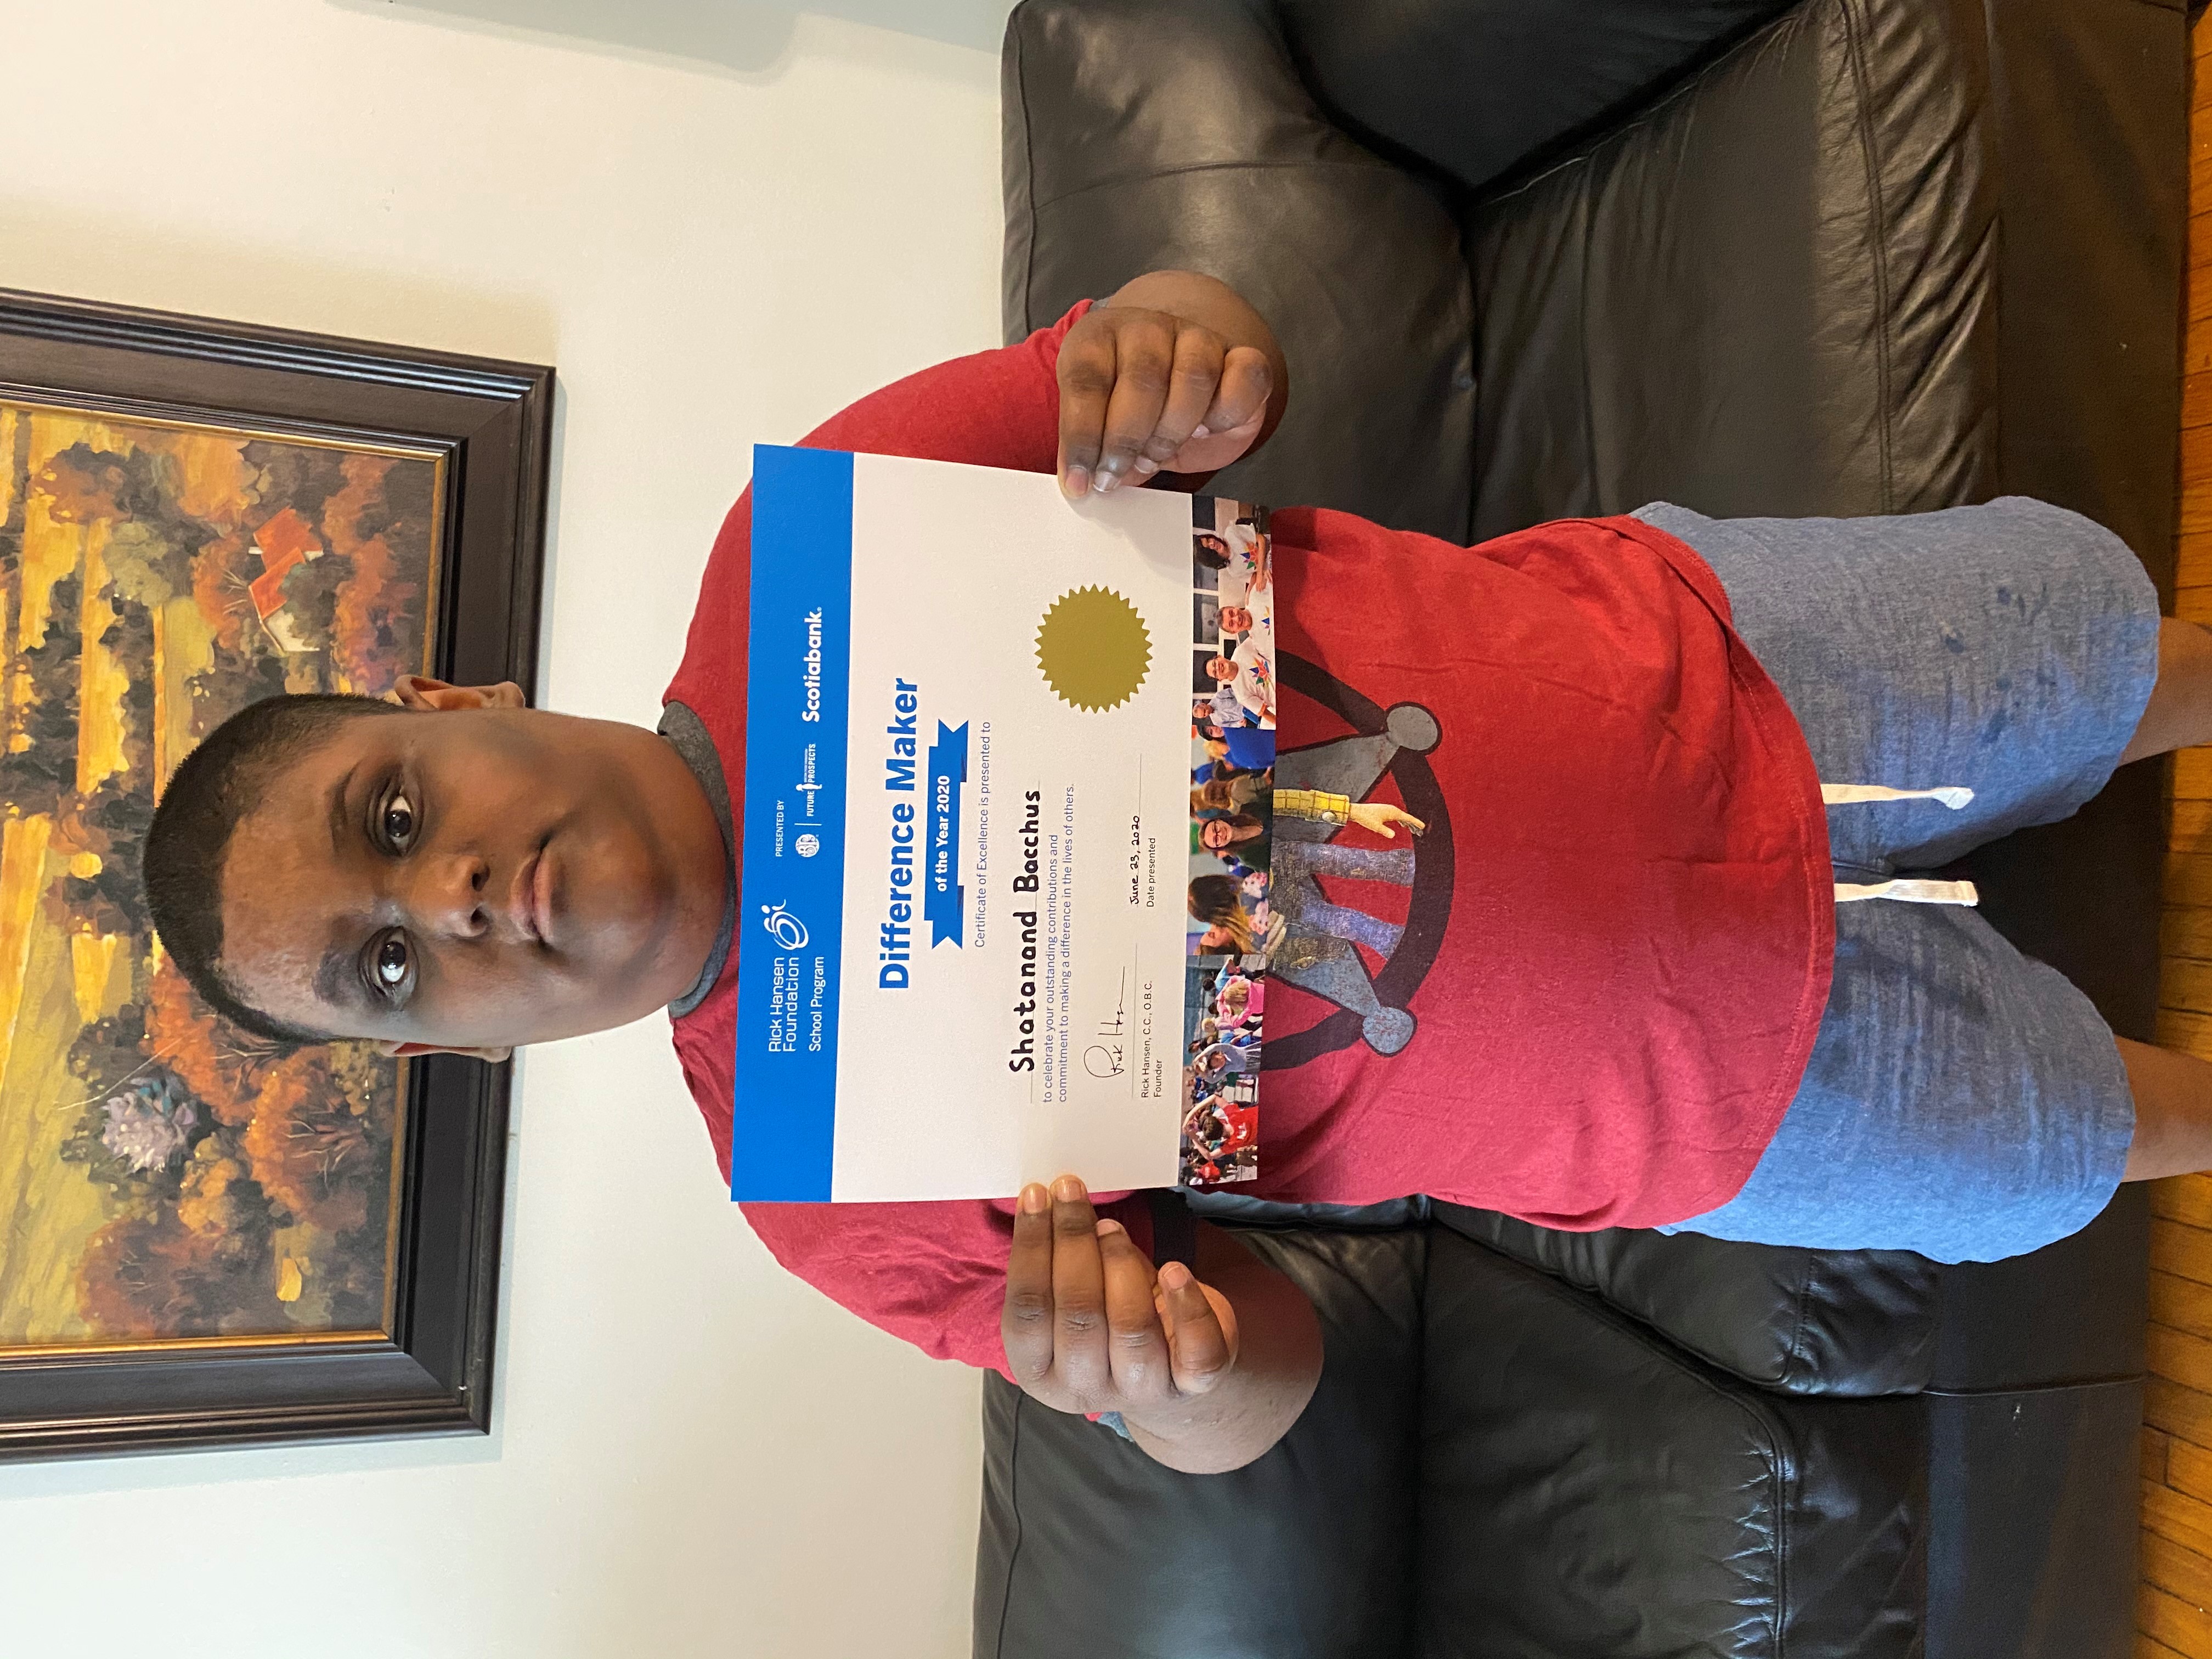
[
  {"xmin": 1002, "ymin": 1177, "xmax": 1323, "ymax": 1475},
  {"xmin": 1055, "ymin": 270, "xmax": 1290, "ymax": 500}
]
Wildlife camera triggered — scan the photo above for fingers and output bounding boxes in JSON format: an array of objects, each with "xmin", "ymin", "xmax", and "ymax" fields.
[
  {"xmin": 1056, "ymin": 325, "xmax": 1118, "ymax": 499},
  {"xmin": 1001, "ymin": 1181, "xmax": 1058, "ymax": 1384},
  {"xmin": 1058, "ymin": 307, "xmax": 1242, "ymax": 497},
  {"xmin": 1135, "ymin": 326, "xmax": 1228, "ymax": 481},
  {"xmin": 1047, "ymin": 1175, "xmax": 1111, "ymax": 1395},
  {"xmin": 1091, "ymin": 313, "xmax": 1180, "ymax": 493},
  {"xmin": 1199, "ymin": 346, "xmax": 1272, "ymax": 444},
  {"xmin": 1160, "ymin": 351, "xmax": 1271, "ymax": 477},
  {"xmin": 1159, "ymin": 1261, "xmax": 1235, "ymax": 1396},
  {"xmin": 1097, "ymin": 1219, "xmax": 1175, "ymax": 1401},
  {"xmin": 1002, "ymin": 1172, "xmax": 1228, "ymax": 1413}
]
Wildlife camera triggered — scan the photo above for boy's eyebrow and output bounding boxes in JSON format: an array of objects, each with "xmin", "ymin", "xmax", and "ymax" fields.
[{"xmin": 328, "ymin": 763, "xmax": 360, "ymax": 857}]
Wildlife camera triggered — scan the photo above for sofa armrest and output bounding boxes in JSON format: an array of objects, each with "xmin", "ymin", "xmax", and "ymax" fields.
[
  {"xmin": 1002, "ymin": 0, "xmax": 1477, "ymax": 537},
  {"xmin": 972, "ymin": 1226, "xmax": 1428, "ymax": 1659}
]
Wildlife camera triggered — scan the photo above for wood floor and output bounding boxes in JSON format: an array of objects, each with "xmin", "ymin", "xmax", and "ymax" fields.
[{"xmin": 2143, "ymin": 14, "xmax": 2212, "ymax": 1658}]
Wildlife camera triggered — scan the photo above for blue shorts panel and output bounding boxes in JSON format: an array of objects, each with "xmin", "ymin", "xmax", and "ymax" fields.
[
  {"xmin": 1660, "ymin": 900, "xmax": 2136, "ymax": 1262},
  {"xmin": 1639, "ymin": 496, "xmax": 2160, "ymax": 877},
  {"xmin": 1638, "ymin": 498, "xmax": 2158, "ymax": 1261}
]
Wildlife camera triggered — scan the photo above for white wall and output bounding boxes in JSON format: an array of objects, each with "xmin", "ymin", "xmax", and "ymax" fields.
[{"xmin": 0, "ymin": 2, "xmax": 1014, "ymax": 1653}]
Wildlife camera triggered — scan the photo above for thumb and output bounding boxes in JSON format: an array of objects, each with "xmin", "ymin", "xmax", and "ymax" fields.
[{"xmin": 1159, "ymin": 1261, "xmax": 1238, "ymax": 1395}]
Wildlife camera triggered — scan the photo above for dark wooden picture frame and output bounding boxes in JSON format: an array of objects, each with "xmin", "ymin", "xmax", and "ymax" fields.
[{"xmin": 0, "ymin": 290, "xmax": 551, "ymax": 1459}]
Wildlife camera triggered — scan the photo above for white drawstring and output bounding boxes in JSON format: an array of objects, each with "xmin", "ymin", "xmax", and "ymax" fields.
[
  {"xmin": 1821, "ymin": 783, "xmax": 1975, "ymax": 809},
  {"xmin": 1834, "ymin": 878, "xmax": 1981, "ymax": 906},
  {"xmin": 1822, "ymin": 782, "xmax": 1978, "ymax": 907}
]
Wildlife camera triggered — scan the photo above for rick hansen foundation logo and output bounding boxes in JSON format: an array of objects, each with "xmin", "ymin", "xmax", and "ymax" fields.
[{"xmin": 760, "ymin": 904, "xmax": 809, "ymax": 949}]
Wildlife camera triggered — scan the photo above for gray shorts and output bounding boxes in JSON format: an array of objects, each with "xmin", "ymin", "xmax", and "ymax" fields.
[{"xmin": 1638, "ymin": 498, "xmax": 2160, "ymax": 1262}]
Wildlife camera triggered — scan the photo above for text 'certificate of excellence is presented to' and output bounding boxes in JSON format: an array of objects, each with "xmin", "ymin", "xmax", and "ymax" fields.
[{"xmin": 734, "ymin": 447, "xmax": 1277, "ymax": 1201}]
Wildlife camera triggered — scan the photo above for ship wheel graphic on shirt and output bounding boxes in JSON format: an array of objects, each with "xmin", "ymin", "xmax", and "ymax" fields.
[{"xmin": 1265, "ymin": 651, "xmax": 1455, "ymax": 1068}]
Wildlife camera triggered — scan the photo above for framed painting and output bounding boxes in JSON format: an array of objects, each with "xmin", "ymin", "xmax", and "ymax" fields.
[{"xmin": 0, "ymin": 290, "xmax": 550, "ymax": 1459}]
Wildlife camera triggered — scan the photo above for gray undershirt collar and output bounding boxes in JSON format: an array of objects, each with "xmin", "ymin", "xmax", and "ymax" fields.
[{"xmin": 658, "ymin": 699, "xmax": 736, "ymax": 1017}]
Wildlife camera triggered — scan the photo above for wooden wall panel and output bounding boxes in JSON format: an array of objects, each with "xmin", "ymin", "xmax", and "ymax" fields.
[{"xmin": 2146, "ymin": 14, "xmax": 2212, "ymax": 1655}]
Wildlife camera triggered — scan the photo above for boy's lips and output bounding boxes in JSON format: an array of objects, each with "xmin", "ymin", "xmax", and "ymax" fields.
[{"xmin": 512, "ymin": 844, "xmax": 556, "ymax": 943}]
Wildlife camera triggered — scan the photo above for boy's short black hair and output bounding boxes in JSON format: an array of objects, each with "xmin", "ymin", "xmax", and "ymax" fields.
[{"xmin": 142, "ymin": 692, "xmax": 407, "ymax": 1044}]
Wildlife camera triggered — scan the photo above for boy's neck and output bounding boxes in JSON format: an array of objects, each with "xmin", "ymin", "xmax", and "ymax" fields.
[{"xmin": 656, "ymin": 702, "xmax": 738, "ymax": 1014}]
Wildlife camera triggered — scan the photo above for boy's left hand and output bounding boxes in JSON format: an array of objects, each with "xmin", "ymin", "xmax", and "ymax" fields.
[{"xmin": 1056, "ymin": 304, "xmax": 1273, "ymax": 498}]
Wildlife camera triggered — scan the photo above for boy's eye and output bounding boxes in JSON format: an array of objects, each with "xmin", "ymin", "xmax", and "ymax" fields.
[
  {"xmin": 382, "ymin": 792, "xmax": 417, "ymax": 851},
  {"xmin": 374, "ymin": 934, "xmax": 411, "ymax": 990}
]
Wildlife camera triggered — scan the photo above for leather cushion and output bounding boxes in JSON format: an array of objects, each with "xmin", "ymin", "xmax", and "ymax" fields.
[
  {"xmin": 1415, "ymin": 1229, "xmax": 1926, "ymax": 1659},
  {"xmin": 1466, "ymin": 0, "xmax": 2001, "ymax": 537},
  {"xmin": 1184, "ymin": 1191, "xmax": 1431, "ymax": 1232},
  {"xmin": 1273, "ymin": 0, "xmax": 1798, "ymax": 195},
  {"xmin": 1438, "ymin": 1187, "xmax": 2153, "ymax": 1400},
  {"xmin": 1435, "ymin": 1204, "xmax": 1941, "ymax": 1396},
  {"xmin": 973, "ymin": 1226, "xmax": 1427, "ymax": 1659}
]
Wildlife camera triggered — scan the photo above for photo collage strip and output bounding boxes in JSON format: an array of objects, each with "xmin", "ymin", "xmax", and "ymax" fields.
[{"xmin": 1182, "ymin": 499, "xmax": 1273, "ymax": 1186}]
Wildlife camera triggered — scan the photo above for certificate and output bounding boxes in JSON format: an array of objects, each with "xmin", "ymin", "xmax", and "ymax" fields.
[{"xmin": 735, "ymin": 448, "xmax": 1273, "ymax": 1201}]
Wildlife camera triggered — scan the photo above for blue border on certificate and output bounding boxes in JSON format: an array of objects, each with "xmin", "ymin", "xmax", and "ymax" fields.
[{"xmin": 732, "ymin": 445, "xmax": 854, "ymax": 1201}]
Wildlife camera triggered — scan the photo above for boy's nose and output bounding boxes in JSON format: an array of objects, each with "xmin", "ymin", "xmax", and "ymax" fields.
[{"xmin": 407, "ymin": 852, "xmax": 493, "ymax": 940}]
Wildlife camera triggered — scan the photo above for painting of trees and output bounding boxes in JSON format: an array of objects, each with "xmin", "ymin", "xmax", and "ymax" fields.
[{"xmin": 0, "ymin": 402, "xmax": 438, "ymax": 1347}]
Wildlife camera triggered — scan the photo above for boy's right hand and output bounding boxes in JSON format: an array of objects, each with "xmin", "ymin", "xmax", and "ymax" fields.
[
  {"xmin": 1001, "ymin": 1174, "xmax": 1325, "ymax": 1475},
  {"xmin": 1002, "ymin": 1175, "xmax": 1241, "ymax": 1424},
  {"xmin": 1056, "ymin": 271, "xmax": 1287, "ymax": 499}
]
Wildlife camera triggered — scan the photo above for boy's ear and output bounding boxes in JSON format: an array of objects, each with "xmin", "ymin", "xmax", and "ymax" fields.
[
  {"xmin": 383, "ymin": 674, "xmax": 527, "ymax": 712},
  {"xmin": 374, "ymin": 1040, "xmax": 514, "ymax": 1064}
]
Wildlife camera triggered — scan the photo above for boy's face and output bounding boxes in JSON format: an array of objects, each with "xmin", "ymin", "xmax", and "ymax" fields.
[
  {"xmin": 218, "ymin": 680, "xmax": 728, "ymax": 1052},
  {"xmin": 1218, "ymin": 605, "xmax": 1252, "ymax": 635}
]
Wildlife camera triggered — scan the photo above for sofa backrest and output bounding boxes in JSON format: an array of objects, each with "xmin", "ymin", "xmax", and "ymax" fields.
[{"xmin": 1271, "ymin": 0, "xmax": 1802, "ymax": 195}]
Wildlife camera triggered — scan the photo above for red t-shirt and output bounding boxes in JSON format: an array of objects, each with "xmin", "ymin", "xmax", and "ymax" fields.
[{"xmin": 665, "ymin": 303, "xmax": 1833, "ymax": 1374}]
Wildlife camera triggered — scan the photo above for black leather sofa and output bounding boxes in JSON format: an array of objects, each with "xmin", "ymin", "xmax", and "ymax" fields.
[{"xmin": 978, "ymin": 3, "xmax": 2188, "ymax": 1656}]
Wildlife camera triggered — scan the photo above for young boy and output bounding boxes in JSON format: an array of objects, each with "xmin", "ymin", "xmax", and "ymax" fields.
[{"xmin": 142, "ymin": 270, "xmax": 2212, "ymax": 1475}]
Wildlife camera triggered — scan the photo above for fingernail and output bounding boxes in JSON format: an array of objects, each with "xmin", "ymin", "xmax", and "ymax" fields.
[
  {"xmin": 1052, "ymin": 1174, "xmax": 1085, "ymax": 1203},
  {"xmin": 1092, "ymin": 470, "xmax": 1119, "ymax": 494},
  {"xmin": 1095, "ymin": 1218, "xmax": 1124, "ymax": 1238},
  {"xmin": 1191, "ymin": 424, "xmax": 1210, "ymax": 439},
  {"xmin": 1063, "ymin": 466, "xmax": 1088, "ymax": 496},
  {"xmin": 1132, "ymin": 456, "xmax": 1158, "ymax": 476},
  {"xmin": 1019, "ymin": 1183, "xmax": 1049, "ymax": 1214},
  {"xmin": 1160, "ymin": 1262, "xmax": 1192, "ymax": 1290}
]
